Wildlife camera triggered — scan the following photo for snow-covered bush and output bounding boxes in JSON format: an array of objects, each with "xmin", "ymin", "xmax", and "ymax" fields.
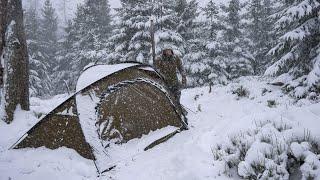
[
  {"xmin": 267, "ymin": 100, "xmax": 277, "ymax": 108},
  {"xmin": 213, "ymin": 120, "xmax": 320, "ymax": 179},
  {"xmin": 231, "ymin": 86, "xmax": 250, "ymax": 98}
]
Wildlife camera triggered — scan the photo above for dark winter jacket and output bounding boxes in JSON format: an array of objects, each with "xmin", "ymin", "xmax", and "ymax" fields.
[
  {"xmin": 154, "ymin": 54, "xmax": 185, "ymax": 88},
  {"xmin": 0, "ymin": 67, "xmax": 3, "ymax": 86}
]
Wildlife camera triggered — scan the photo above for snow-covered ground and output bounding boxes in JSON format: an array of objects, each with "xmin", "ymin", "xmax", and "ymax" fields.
[{"xmin": 0, "ymin": 77, "xmax": 319, "ymax": 180}]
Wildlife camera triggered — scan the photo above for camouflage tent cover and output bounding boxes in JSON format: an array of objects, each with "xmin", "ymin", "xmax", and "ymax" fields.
[{"xmin": 12, "ymin": 62, "xmax": 187, "ymax": 173}]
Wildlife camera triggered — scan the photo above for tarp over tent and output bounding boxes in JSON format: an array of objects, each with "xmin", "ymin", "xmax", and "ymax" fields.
[{"xmin": 12, "ymin": 62, "xmax": 187, "ymax": 173}]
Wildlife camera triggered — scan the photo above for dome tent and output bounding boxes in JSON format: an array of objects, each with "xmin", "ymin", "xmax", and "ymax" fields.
[{"xmin": 11, "ymin": 62, "xmax": 187, "ymax": 174}]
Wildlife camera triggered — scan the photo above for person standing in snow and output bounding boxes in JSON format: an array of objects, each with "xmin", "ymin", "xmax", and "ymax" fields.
[{"xmin": 154, "ymin": 48, "xmax": 187, "ymax": 105}]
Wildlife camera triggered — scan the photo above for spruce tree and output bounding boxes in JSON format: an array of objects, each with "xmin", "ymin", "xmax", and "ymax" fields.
[
  {"xmin": 25, "ymin": 6, "xmax": 52, "ymax": 97},
  {"xmin": 56, "ymin": 0, "xmax": 113, "ymax": 92},
  {"xmin": 218, "ymin": 0, "xmax": 254, "ymax": 79},
  {"xmin": 53, "ymin": 20, "xmax": 75, "ymax": 94},
  {"xmin": 175, "ymin": 0, "xmax": 199, "ymax": 67},
  {"xmin": 106, "ymin": 0, "xmax": 137, "ymax": 63},
  {"xmin": 175, "ymin": 0, "xmax": 198, "ymax": 41},
  {"xmin": 108, "ymin": 0, "xmax": 154, "ymax": 63},
  {"xmin": 202, "ymin": 0, "xmax": 220, "ymax": 40},
  {"xmin": 154, "ymin": 0, "xmax": 184, "ymax": 57},
  {"xmin": 184, "ymin": 0, "xmax": 228, "ymax": 87},
  {"xmin": 184, "ymin": 21, "xmax": 213, "ymax": 87},
  {"xmin": 265, "ymin": 0, "xmax": 320, "ymax": 98},
  {"xmin": 246, "ymin": 0, "xmax": 275, "ymax": 74},
  {"xmin": 109, "ymin": 0, "xmax": 185, "ymax": 63},
  {"xmin": 182, "ymin": 3, "xmax": 206, "ymax": 86},
  {"xmin": 40, "ymin": 0, "xmax": 58, "ymax": 71},
  {"xmin": 34, "ymin": 0, "xmax": 59, "ymax": 95},
  {"xmin": 201, "ymin": 0, "xmax": 221, "ymax": 64},
  {"xmin": 125, "ymin": 0, "xmax": 153, "ymax": 64}
]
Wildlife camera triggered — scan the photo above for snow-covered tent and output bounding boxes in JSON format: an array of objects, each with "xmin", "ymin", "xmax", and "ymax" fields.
[{"xmin": 12, "ymin": 62, "xmax": 187, "ymax": 172}]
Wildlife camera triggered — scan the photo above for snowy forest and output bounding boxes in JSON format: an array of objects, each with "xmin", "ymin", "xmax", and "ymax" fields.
[
  {"xmin": 0, "ymin": 0, "xmax": 320, "ymax": 179},
  {"xmin": 17, "ymin": 0, "xmax": 320, "ymax": 98}
]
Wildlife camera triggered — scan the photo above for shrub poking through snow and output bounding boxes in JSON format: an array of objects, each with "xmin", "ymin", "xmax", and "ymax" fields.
[
  {"xmin": 261, "ymin": 88, "xmax": 272, "ymax": 96},
  {"xmin": 267, "ymin": 100, "xmax": 277, "ymax": 108},
  {"xmin": 232, "ymin": 86, "xmax": 250, "ymax": 98},
  {"xmin": 307, "ymin": 92, "xmax": 319, "ymax": 101},
  {"xmin": 213, "ymin": 120, "xmax": 320, "ymax": 179}
]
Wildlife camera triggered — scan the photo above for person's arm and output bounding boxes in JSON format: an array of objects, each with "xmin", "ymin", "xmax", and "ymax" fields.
[
  {"xmin": 0, "ymin": 67, "xmax": 3, "ymax": 86},
  {"xmin": 154, "ymin": 57, "xmax": 162, "ymax": 74},
  {"xmin": 176, "ymin": 56, "xmax": 187, "ymax": 87}
]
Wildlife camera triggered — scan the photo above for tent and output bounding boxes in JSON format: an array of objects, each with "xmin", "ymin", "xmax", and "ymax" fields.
[{"xmin": 12, "ymin": 62, "xmax": 188, "ymax": 173}]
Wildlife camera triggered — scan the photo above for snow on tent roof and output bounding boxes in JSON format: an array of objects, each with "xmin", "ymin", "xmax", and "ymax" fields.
[{"xmin": 76, "ymin": 63, "xmax": 139, "ymax": 91}]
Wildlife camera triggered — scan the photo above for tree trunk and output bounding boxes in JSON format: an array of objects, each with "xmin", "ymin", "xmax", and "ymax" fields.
[
  {"xmin": 151, "ymin": 19, "xmax": 156, "ymax": 65},
  {"xmin": 0, "ymin": 0, "xmax": 8, "ymax": 87},
  {"xmin": 0, "ymin": 0, "xmax": 8, "ymax": 61},
  {"xmin": 1, "ymin": 0, "xmax": 30, "ymax": 123}
]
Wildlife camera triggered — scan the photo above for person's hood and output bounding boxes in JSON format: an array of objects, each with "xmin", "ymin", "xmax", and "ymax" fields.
[{"xmin": 162, "ymin": 49, "xmax": 174, "ymax": 56}]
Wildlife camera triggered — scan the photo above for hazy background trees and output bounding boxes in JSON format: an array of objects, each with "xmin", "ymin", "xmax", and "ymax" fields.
[{"xmin": 19, "ymin": 0, "xmax": 320, "ymax": 98}]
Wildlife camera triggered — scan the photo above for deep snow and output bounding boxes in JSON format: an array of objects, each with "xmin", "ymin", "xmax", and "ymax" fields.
[{"xmin": 0, "ymin": 76, "xmax": 319, "ymax": 180}]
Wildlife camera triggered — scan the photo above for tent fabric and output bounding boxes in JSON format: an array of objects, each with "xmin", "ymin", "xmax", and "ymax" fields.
[
  {"xmin": 13, "ymin": 63, "xmax": 186, "ymax": 170},
  {"xmin": 15, "ymin": 97, "xmax": 95, "ymax": 159}
]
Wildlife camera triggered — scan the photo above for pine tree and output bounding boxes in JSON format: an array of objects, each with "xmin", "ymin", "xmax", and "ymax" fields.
[
  {"xmin": 174, "ymin": 0, "xmax": 198, "ymax": 41},
  {"xmin": 56, "ymin": 0, "xmax": 113, "ymax": 92},
  {"xmin": 175, "ymin": 0, "xmax": 200, "ymax": 76},
  {"xmin": 82, "ymin": 0, "xmax": 112, "ymax": 50},
  {"xmin": 53, "ymin": 20, "xmax": 75, "ymax": 94},
  {"xmin": 106, "ymin": 0, "xmax": 137, "ymax": 63},
  {"xmin": 184, "ymin": 0, "xmax": 228, "ymax": 87},
  {"xmin": 109, "ymin": 0, "xmax": 185, "ymax": 63},
  {"xmin": 181, "ymin": 0, "xmax": 204, "ymax": 86},
  {"xmin": 105, "ymin": 22, "xmax": 129, "ymax": 64},
  {"xmin": 246, "ymin": 0, "xmax": 275, "ymax": 74},
  {"xmin": 183, "ymin": 1, "xmax": 210, "ymax": 86},
  {"xmin": 218, "ymin": 0, "xmax": 254, "ymax": 79},
  {"xmin": 25, "ymin": 6, "xmax": 52, "ymax": 97},
  {"xmin": 108, "ymin": 0, "xmax": 154, "ymax": 64},
  {"xmin": 125, "ymin": 0, "xmax": 153, "ymax": 63},
  {"xmin": 201, "ymin": 0, "xmax": 222, "ymax": 64},
  {"xmin": 40, "ymin": 0, "xmax": 58, "ymax": 68},
  {"xmin": 154, "ymin": 0, "xmax": 185, "ymax": 57},
  {"xmin": 36, "ymin": 0, "xmax": 59, "ymax": 95},
  {"xmin": 265, "ymin": 0, "xmax": 320, "ymax": 98},
  {"xmin": 202, "ymin": 0, "xmax": 220, "ymax": 40},
  {"xmin": 184, "ymin": 21, "xmax": 213, "ymax": 87}
]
